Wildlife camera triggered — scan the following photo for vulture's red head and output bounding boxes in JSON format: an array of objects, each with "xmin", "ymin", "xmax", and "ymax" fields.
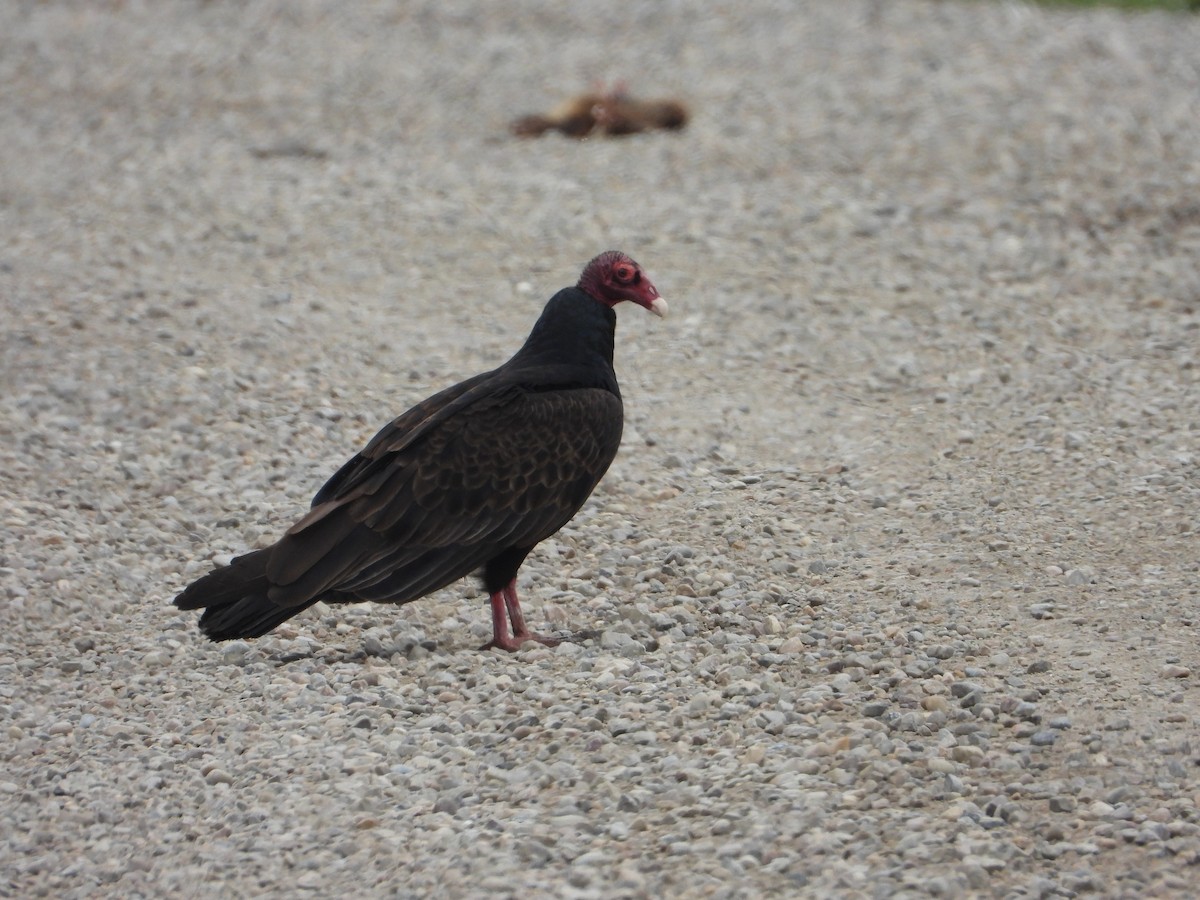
[{"xmin": 578, "ymin": 251, "xmax": 667, "ymax": 318}]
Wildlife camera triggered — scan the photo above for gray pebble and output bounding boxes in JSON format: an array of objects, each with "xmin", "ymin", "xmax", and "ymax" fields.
[
  {"xmin": 6, "ymin": 4, "xmax": 1198, "ymax": 899},
  {"xmin": 221, "ymin": 641, "xmax": 251, "ymax": 665}
]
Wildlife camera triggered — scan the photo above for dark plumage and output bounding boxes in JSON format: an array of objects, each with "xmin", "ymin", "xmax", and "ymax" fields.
[{"xmin": 174, "ymin": 251, "xmax": 667, "ymax": 651}]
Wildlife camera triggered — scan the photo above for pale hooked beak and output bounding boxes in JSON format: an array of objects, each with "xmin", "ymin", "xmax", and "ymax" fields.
[{"xmin": 649, "ymin": 297, "xmax": 668, "ymax": 318}]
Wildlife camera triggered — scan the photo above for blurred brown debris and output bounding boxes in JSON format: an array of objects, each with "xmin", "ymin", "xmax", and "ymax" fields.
[{"xmin": 510, "ymin": 83, "xmax": 688, "ymax": 139}]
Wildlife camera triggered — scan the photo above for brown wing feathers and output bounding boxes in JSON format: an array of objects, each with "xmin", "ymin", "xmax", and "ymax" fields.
[{"xmin": 256, "ymin": 387, "xmax": 620, "ymax": 612}]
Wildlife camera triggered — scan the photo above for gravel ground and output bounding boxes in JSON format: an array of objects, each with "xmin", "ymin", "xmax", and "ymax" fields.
[{"xmin": 3, "ymin": 1, "xmax": 1200, "ymax": 897}]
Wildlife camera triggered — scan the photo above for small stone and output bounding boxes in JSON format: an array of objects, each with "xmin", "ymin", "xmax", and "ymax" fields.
[
  {"xmin": 221, "ymin": 641, "xmax": 251, "ymax": 665},
  {"xmin": 962, "ymin": 854, "xmax": 1006, "ymax": 873},
  {"xmin": 1063, "ymin": 873, "xmax": 1104, "ymax": 893},
  {"xmin": 950, "ymin": 745, "xmax": 985, "ymax": 766},
  {"xmin": 741, "ymin": 745, "xmax": 766, "ymax": 766},
  {"xmin": 950, "ymin": 681, "xmax": 982, "ymax": 701},
  {"xmin": 618, "ymin": 640, "xmax": 647, "ymax": 658},
  {"xmin": 1161, "ymin": 664, "xmax": 1190, "ymax": 678},
  {"xmin": 1065, "ymin": 567, "xmax": 1093, "ymax": 586},
  {"xmin": 296, "ymin": 872, "xmax": 323, "ymax": 890},
  {"xmin": 1013, "ymin": 702, "xmax": 1039, "ymax": 720},
  {"xmin": 362, "ymin": 635, "xmax": 391, "ymax": 657},
  {"xmin": 1105, "ymin": 785, "xmax": 1139, "ymax": 804},
  {"xmin": 600, "ymin": 630, "xmax": 634, "ymax": 651},
  {"xmin": 617, "ymin": 794, "xmax": 641, "ymax": 812}
]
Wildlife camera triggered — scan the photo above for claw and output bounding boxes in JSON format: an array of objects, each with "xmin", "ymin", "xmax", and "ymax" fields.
[{"xmin": 485, "ymin": 579, "xmax": 561, "ymax": 652}]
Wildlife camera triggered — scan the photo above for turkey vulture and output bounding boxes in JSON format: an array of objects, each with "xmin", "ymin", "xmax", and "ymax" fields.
[{"xmin": 174, "ymin": 251, "xmax": 667, "ymax": 652}]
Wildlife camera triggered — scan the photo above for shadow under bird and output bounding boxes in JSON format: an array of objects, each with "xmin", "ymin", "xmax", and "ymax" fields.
[{"xmin": 174, "ymin": 251, "xmax": 667, "ymax": 651}]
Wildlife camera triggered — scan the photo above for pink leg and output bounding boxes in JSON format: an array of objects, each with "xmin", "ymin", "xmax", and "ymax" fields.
[
  {"xmin": 502, "ymin": 581, "xmax": 529, "ymax": 636},
  {"xmin": 483, "ymin": 578, "xmax": 560, "ymax": 652}
]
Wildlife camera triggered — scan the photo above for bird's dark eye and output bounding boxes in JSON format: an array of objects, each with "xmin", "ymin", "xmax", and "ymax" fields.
[{"xmin": 615, "ymin": 264, "xmax": 634, "ymax": 282}]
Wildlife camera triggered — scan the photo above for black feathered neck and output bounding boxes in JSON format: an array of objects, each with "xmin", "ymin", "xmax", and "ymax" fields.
[{"xmin": 504, "ymin": 287, "xmax": 619, "ymax": 395}]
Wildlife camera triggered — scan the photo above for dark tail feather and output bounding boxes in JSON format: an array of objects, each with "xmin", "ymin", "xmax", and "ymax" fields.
[{"xmin": 174, "ymin": 549, "xmax": 317, "ymax": 641}]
